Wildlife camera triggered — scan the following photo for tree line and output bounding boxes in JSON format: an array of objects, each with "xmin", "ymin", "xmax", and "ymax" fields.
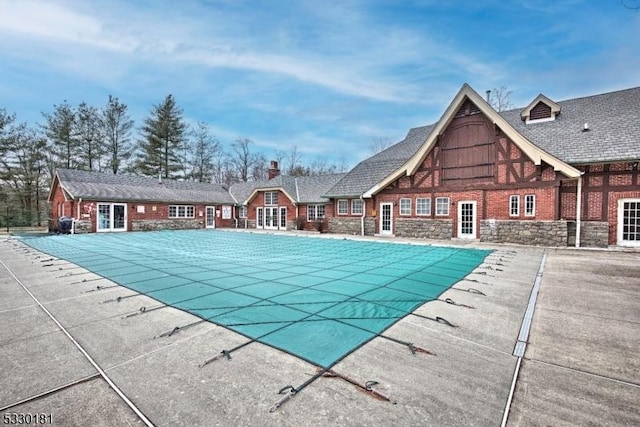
[{"xmin": 0, "ymin": 94, "xmax": 349, "ymax": 228}]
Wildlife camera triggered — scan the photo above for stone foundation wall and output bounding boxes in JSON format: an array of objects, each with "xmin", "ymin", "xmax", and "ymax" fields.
[
  {"xmin": 131, "ymin": 219, "xmax": 203, "ymax": 231},
  {"xmin": 73, "ymin": 220, "xmax": 92, "ymax": 234},
  {"xmin": 567, "ymin": 221, "xmax": 609, "ymax": 248},
  {"xmin": 480, "ymin": 220, "xmax": 568, "ymax": 246},
  {"xmin": 394, "ymin": 218, "xmax": 453, "ymax": 240},
  {"xmin": 328, "ymin": 217, "xmax": 375, "ymax": 235}
]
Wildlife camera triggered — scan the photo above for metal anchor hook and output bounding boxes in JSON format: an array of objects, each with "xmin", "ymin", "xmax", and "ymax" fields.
[{"xmin": 268, "ymin": 386, "xmax": 296, "ymax": 413}]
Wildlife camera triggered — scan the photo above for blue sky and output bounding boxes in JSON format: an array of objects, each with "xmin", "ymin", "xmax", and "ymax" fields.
[{"xmin": 1, "ymin": 0, "xmax": 639, "ymax": 168}]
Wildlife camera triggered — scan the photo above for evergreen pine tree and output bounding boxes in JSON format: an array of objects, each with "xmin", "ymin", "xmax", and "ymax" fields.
[{"xmin": 136, "ymin": 94, "xmax": 187, "ymax": 179}]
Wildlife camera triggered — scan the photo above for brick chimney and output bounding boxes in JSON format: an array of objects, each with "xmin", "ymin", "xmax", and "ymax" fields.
[{"xmin": 268, "ymin": 160, "xmax": 280, "ymax": 179}]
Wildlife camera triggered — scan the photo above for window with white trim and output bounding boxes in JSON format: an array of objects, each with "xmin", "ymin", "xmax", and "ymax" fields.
[
  {"xmin": 239, "ymin": 206, "xmax": 247, "ymax": 218},
  {"xmin": 337, "ymin": 199, "xmax": 348, "ymax": 215},
  {"xmin": 264, "ymin": 191, "xmax": 278, "ymax": 206},
  {"xmin": 307, "ymin": 205, "xmax": 326, "ymax": 221},
  {"xmin": 400, "ymin": 198, "xmax": 411, "ymax": 215},
  {"xmin": 416, "ymin": 198, "xmax": 431, "ymax": 216},
  {"xmin": 435, "ymin": 197, "xmax": 450, "ymax": 216},
  {"xmin": 351, "ymin": 199, "xmax": 363, "ymax": 215},
  {"xmin": 169, "ymin": 205, "xmax": 195, "ymax": 218},
  {"xmin": 510, "ymin": 195, "xmax": 520, "ymax": 217},
  {"xmin": 525, "ymin": 195, "xmax": 535, "ymax": 216}
]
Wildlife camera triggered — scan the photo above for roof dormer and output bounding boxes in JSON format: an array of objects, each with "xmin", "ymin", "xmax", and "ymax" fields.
[{"xmin": 520, "ymin": 94, "xmax": 561, "ymax": 123}]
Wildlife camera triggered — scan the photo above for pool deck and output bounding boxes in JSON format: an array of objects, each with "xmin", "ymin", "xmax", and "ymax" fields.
[{"xmin": 1, "ymin": 230, "xmax": 638, "ymax": 426}]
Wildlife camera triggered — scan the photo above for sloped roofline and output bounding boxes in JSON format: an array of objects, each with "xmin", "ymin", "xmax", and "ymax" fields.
[
  {"xmin": 243, "ymin": 186, "xmax": 297, "ymax": 205},
  {"xmin": 363, "ymin": 84, "xmax": 581, "ymax": 197},
  {"xmin": 520, "ymin": 93, "xmax": 561, "ymax": 121},
  {"xmin": 48, "ymin": 171, "xmax": 73, "ymax": 202}
]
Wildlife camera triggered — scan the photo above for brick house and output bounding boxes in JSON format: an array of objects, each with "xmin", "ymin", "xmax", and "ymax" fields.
[
  {"xmin": 49, "ymin": 84, "xmax": 639, "ymax": 247},
  {"xmin": 229, "ymin": 161, "xmax": 346, "ymax": 232},
  {"xmin": 324, "ymin": 84, "xmax": 640, "ymax": 247},
  {"xmin": 49, "ymin": 169, "xmax": 236, "ymax": 233}
]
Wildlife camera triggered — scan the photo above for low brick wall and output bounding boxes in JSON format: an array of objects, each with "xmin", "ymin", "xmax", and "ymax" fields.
[
  {"xmin": 131, "ymin": 219, "xmax": 203, "ymax": 231},
  {"xmin": 328, "ymin": 217, "xmax": 375, "ymax": 235},
  {"xmin": 394, "ymin": 218, "xmax": 453, "ymax": 240},
  {"xmin": 480, "ymin": 220, "xmax": 568, "ymax": 246},
  {"xmin": 567, "ymin": 221, "xmax": 609, "ymax": 248}
]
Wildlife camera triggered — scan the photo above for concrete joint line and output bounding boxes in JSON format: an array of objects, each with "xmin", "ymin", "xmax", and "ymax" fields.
[
  {"xmin": 0, "ymin": 258, "xmax": 155, "ymax": 427},
  {"xmin": 501, "ymin": 251, "xmax": 547, "ymax": 427}
]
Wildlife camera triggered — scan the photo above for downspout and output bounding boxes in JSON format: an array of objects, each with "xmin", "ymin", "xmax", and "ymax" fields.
[
  {"xmin": 233, "ymin": 205, "xmax": 238, "ymax": 229},
  {"xmin": 73, "ymin": 198, "xmax": 82, "ymax": 234},
  {"xmin": 360, "ymin": 195, "xmax": 366, "ymax": 236},
  {"xmin": 245, "ymin": 205, "xmax": 248, "ymax": 229},
  {"xmin": 295, "ymin": 204, "xmax": 299, "ymax": 230},
  {"xmin": 575, "ymin": 175, "xmax": 583, "ymax": 248}
]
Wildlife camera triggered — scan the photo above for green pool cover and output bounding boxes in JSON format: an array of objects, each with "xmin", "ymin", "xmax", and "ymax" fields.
[{"xmin": 20, "ymin": 230, "xmax": 491, "ymax": 368}]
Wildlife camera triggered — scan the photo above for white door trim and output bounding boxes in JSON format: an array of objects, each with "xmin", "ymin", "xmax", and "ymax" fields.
[
  {"xmin": 617, "ymin": 198, "xmax": 640, "ymax": 247},
  {"xmin": 380, "ymin": 202, "xmax": 393, "ymax": 235},
  {"xmin": 256, "ymin": 207, "xmax": 264, "ymax": 229},
  {"xmin": 97, "ymin": 202, "xmax": 127, "ymax": 232},
  {"xmin": 457, "ymin": 201, "xmax": 477, "ymax": 239},
  {"xmin": 205, "ymin": 206, "xmax": 216, "ymax": 229}
]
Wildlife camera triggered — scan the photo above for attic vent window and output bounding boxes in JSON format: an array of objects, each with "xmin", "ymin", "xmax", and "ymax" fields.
[
  {"xmin": 529, "ymin": 102, "xmax": 552, "ymax": 120},
  {"xmin": 454, "ymin": 100, "xmax": 481, "ymax": 118},
  {"xmin": 521, "ymin": 94, "xmax": 561, "ymax": 124}
]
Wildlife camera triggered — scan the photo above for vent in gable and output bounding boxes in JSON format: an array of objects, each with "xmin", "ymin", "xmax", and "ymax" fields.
[
  {"xmin": 529, "ymin": 102, "xmax": 552, "ymax": 121},
  {"xmin": 521, "ymin": 94, "xmax": 561, "ymax": 123},
  {"xmin": 454, "ymin": 100, "xmax": 482, "ymax": 118}
]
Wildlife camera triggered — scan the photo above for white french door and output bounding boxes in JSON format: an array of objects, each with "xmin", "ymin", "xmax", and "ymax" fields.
[
  {"xmin": 97, "ymin": 203, "xmax": 127, "ymax": 232},
  {"xmin": 618, "ymin": 199, "xmax": 640, "ymax": 246},
  {"xmin": 205, "ymin": 206, "xmax": 216, "ymax": 228},
  {"xmin": 256, "ymin": 207, "xmax": 264, "ymax": 229},
  {"xmin": 380, "ymin": 203, "xmax": 393, "ymax": 235},
  {"xmin": 264, "ymin": 207, "xmax": 278, "ymax": 230},
  {"xmin": 457, "ymin": 201, "xmax": 476, "ymax": 239},
  {"xmin": 279, "ymin": 207, "xmax": 287, "ymax": 230}
]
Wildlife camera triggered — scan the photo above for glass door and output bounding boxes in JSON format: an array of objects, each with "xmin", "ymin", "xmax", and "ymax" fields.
[
  {"xmin": 257, "ymin": 207, "xmax": 264, "ymax": 229},
  {"xmin": 112, "ymin": 204, "xmax": 126, "ymax": 231},
  {"xmin": 618, "ymin": 199, "xmax": 640, "ymax": 246},
  {"xmin": 206, "ymin": 206, "xmax": 216, "ymax": 228},
  {"xmin": 97, "ymin": 203, "xmax": 111, "ymax": 232},
  {"xmin": 279, "ymin": 207, "xmax": 287, "ymax": 230},
  {"xmin": 457, "ymin": 201, "xmax": 476, "ymax": 238},
  {"xmin": 380, "ymin": 203, "xmax": 393, "ymax": 235}
]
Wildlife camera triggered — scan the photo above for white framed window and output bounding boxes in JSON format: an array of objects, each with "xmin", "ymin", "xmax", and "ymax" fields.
[
  {"xmin": 239, "ymin": 206, "xmax": 247, "ymax": 218},
  {"xmin": 416, "ymin": 198, "xmax": 431, "ymax": 216},
  {"xmin": 337, "ymin": 199, "xmax": 348, "ymax": 215},
  {"xmin": 351, "ymin": 199, "xmax": 363, "ymax": 215},
  {"xmin": 169, "ymin": 205, "xmax": 195, "ymax": 218},
  {"xmin": 264, "ymin": 191, "xmax": 278, "ymax": 206},
  {"xmin": 400, "ymin": 198, "xmax": 411, "ymax": 216},
  {"xmin": 435, "ymin": 197, "xmax": 450, "ymax": 216},
  {"xmin": 525, "ymin": 195, "xmax": 535, "ymax": 216},
  {"xmin": 510, "ymin": 195, "xmax": 520, "ymax": 217},
  {"xmin": 307, "ymin": 205, "xmax": 326, "ymax": 221}
]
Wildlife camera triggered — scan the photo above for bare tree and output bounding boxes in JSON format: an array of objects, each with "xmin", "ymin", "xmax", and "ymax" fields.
[
  {"xmin": 285, "ymin": 146, "xmax": 303, "ymax": 175},
  {"xmin": 309, "ymin": 157, "xmax": 337, "ymax": 175},
  {"xmin": 251, "ymin": 153, "xmax": 268, "ymax": 180},
  {"xmin": 488, "ymin": 86, "xmax": 514, "ymax": 112},
  {"xmin": 229, "ymin": 137, "xmax": 261, "ymax": 182},
  {"xmin": 369, "ymin": 137, "xmax": 393, "ymax": 155}
]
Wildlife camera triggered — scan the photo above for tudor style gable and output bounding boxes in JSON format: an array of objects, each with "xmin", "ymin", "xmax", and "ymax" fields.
[{"xmin": 364, "ymin": 84, "xmax": 580, "ymax": 197}]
